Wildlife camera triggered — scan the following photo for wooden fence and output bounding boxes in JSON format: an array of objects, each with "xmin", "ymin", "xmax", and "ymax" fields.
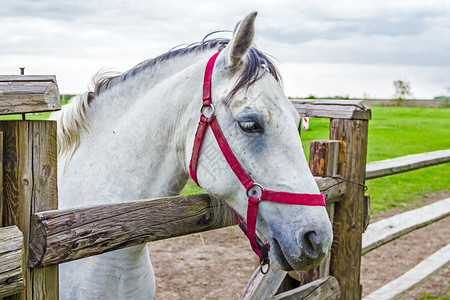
[
  {"xmin": 361, "ymin": 151, "xmax": 450, "ymax": 299},
  {"xmin": 0, "ymin": 77, "xmax": 448, "ymax": 299},
  {"xmin": 0, "ymin": 75, "xmax": 60, "ymax": 299}
]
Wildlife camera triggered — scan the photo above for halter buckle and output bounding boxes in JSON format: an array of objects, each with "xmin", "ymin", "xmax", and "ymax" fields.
[{"xmin": 246, "ymin": 183, "xmax": 264, "ymax": 199}]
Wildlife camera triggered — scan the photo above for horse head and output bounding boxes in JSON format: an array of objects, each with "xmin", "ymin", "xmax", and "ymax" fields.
[{"xmin": 189, "ymin": 12, "xmax": 333, "ymax": 271}]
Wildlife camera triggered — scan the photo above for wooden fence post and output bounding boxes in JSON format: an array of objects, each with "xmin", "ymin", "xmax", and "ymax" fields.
[
  {"xmin": 329, "ymin": 118, "xmax": 369, "ymax": 299},
  {"xmin": 0, "ymin": 121, "xmax": 58, "ymax": 300}
]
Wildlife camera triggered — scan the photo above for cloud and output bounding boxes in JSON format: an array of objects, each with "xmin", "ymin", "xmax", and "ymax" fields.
[
  {"xmin": 257, "ymin": 2, "xmax": 450, "ymax": 67},
  {"xmin": 267, "ymin": 26, "xmax": 450, "ymax": 67},
  {"xmin": 2, "ymin": 0, "xmax": 92, "ymax": 20},
  {"xmin": 1, "ymin": 0, "xmax": 449, "ymax": 97},
  {"xmin": 280, "ymin": 62, "xmax": 450, "ymax": 99}
]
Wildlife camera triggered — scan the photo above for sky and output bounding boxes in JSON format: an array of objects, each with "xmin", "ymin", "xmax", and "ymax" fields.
[{"xmin": 1, "ymin": 0, "xmax": 449, "ymax": 99}]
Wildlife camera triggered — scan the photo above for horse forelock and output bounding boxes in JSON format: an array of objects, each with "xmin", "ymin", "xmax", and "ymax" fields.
[{"xmin": 225, "ymin": 46, "xmax": 282, "ymax": 104}]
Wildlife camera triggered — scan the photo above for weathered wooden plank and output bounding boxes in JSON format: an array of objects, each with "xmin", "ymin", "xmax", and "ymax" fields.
[
  {"xmin": 0, "ymin": 226, "xmax": 24, "ymax": 298},
  {"xmin": 28, "ymin": 194, "xmax": 236, "ymax": 267},
  {"xmin": 366, "ymin": 149, "xmax": 450, "ymax": 179},
  {"xmin": 314, "ymin": 176, "xmax": 346, "ymax": 203},
  {"xmin": 309, "ymin": 140, "xmax": 339, "ymax": 177},
  {"xmin": 291, "ymin": 99, "xmax": 372, "ymax": 120},
  {"xmin": 0, "ymin": 76, "xmax": 57, "ymax": 83},
  {"xmin": 27, "ymin": 177, "xmax": 342, "ymax": 268},
  {"xmin": 0, "ymin": 121, "xmax": 59, "ymax": 300},
  {"xmin": 362, "ymin": 198, "xmax": 450, "ymax": 255},
  {"xmin": 0, "ymin": 75, "xmax": 60, "ymax": 115},
  {"xmin": 270, "ymin": 276, "xmax": 340, "ymax": 300},
  {"xmin": 240, "ymin": 265, "xmax": 287, "ymax": 300},
  {"xmin": 363, "ymin": 243, "xmax": 450, "ymax": 300},
  {"xmin": 329, "ymin": 118, "xmax": 369, "ymax": 299}
]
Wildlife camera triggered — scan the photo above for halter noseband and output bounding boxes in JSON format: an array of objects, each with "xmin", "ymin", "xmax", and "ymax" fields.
[{"xmin": 189, "ymin": 51, "xmax": 326, "ymax": 273}]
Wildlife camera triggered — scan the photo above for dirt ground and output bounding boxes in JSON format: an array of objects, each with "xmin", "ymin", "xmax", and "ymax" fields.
[{"xmin": 149, "ymin": 191, "xmax": 450, "ymax": 299}]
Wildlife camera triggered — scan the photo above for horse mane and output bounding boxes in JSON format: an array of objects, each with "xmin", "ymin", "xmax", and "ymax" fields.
[{"xmin": 55, "ymin": 37, "xmax": 282, "ymax": 164}]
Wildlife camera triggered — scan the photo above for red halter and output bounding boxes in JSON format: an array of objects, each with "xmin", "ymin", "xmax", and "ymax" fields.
[{"xmin": 189, "ymin": 51, "xmax": 326, "ymax": 272}]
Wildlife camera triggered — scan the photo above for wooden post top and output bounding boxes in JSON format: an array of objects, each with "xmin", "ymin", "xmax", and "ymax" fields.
[
  {"xmin": 291, "ymin": 99, "xmax": 372, "ymax": 120},
  {"xmin": 0, "ymin": 75, "xmax": 57, "ymax": 84},
  {"xmin": 0, "ymin": 75, "xmax": 61, "ymax": 115}
]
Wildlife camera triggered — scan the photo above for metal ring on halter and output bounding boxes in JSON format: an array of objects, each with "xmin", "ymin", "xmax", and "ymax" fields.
[
  {"xmin": 200, "ymin": 103, "xmax": 215, "ymax": 118},
  {"xmin": 246, "ymin": 183, "xmax": 264, "ymax": 199},
  {"xmin": 260, "ymin": 259, "xmax": 270, "ymax": 274}
]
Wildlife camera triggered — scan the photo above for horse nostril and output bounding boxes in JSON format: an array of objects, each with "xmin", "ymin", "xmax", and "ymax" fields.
[{"xmin": 302, "ymin": 231, "xmax": 319, "ymax": 258}]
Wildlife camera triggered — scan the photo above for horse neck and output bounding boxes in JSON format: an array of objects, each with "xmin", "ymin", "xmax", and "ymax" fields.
[{"xmin": 59, "ymin": 50, "xmax": 214, "ymax": 207}]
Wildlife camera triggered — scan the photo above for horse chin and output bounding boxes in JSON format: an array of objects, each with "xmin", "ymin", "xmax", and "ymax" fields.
[
  {"xmin": 269, "ymin": 238, "xmax": 294, "ymax": 271},
  {"xmin": 269, "ymin": 238, "xmax": 327, "ymax": 271}
]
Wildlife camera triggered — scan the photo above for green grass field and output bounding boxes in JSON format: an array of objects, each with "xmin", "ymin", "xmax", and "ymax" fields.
[
  {"xmin": 298, "ymin": 106, "xmax": 450, "ymax": 212},
  {"xmin": 3, "ymin": 105, "xmax": 448, "ymax": 212},
  {"xmin": 183, "ymin": 106, "xmax": 450, "ymax": 212}
]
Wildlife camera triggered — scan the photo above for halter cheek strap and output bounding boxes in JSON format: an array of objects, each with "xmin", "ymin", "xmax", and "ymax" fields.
[{"xmin": 189, "ymin": 51, "xmax": 326, "ymax": 272}]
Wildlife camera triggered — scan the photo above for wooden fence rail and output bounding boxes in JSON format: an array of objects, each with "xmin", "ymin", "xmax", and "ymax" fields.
[
  {"xmin": 28, "ymin": 177, "xmax": 344, "ymax": 268},
  {"xmin": 364, "ymin": 243, "xmax": 450, "ymax": 300},
  {"xmin": 366, "ymin": 149, "xmax": 450, "ymax": 179},
  {"xmin": 291, "ymin": 99, "xmax": 371, "ymax": 120},
  {"xmin": 241, "ymin": 264, "xmax": 288, "ymax": 300},
  {"xmin": 0, "ymin": 226, "xmax": 24, "ymax": 297},
  {"xmin": 362, "ymin": 198, "xmax": 450, "ymax": 254},
  {"xmin": 0, "ymin": 75, "xmax": 60, "ymax": 115},
  {"xmin": 270, "ymin": 276, "xmax": 341, "ymax": 300}
]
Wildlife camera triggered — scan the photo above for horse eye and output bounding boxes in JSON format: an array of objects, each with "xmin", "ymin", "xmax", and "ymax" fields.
[{"xmin": 238, "ymin": 121, "xmax": 263, "ymax": 133}]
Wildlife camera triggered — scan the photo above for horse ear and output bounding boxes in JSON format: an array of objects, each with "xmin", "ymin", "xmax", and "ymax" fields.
[{"xmin": 224, "ymin": 12, "xmax": 257, "ymax": 70}]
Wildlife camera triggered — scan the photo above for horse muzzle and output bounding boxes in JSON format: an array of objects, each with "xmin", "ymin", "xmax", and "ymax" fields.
[{"xmin": 267, "ymin": 215, "xmax": 333, "ymax": 271}]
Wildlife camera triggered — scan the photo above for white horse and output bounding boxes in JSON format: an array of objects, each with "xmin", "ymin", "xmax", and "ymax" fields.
[{"xmin": 55, "ymin": 12, "xmax": 332, "ymax": 299}]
